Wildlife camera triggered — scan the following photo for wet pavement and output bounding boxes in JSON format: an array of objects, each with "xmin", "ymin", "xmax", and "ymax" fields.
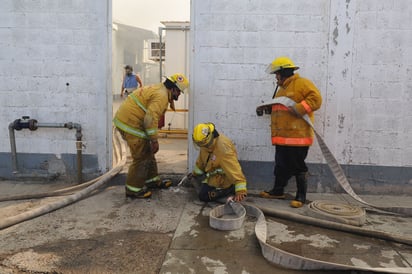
[
  {"xmin": 159, "ymin": 194, "xmax": 412, "ymax": 274},
  {"xmin": 1, "ymin": 174, "xmax": 411, "ymax": 273},
  {"xmin": 1, "ymin": 135, "xmax": 412, "ymax": 273}
]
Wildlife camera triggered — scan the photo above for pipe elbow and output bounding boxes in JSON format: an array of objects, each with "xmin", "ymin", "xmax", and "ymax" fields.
[
  {"xmin": 64, "ymin": 122, "xmax": 81, "ymax": 130},
  {"xmin": 11, "ymin": 119, "xmax": 21, "ymax": 130},
  {"xmin": 73, "ymin": 123, "xmax": 82, "ymax": 131},
  {"xmin": 73, "ymin": 123, "xmax": 82, "ymax": 141}
]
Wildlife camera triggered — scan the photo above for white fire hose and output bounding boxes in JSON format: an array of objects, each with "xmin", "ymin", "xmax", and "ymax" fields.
[
  {"xmin": 0, "ymin": 129, "xmax": 127, "ymax": 230},
  {"xmin": 210, "ymin": 202, "xmax": 412, "ymax": 273},
  {"xmin": 209, "ymin": 97, "xmax": 412, "ymax": 272}
]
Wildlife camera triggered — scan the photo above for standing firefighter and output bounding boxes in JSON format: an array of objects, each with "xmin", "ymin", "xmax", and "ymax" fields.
[
  {"xmin": 114, "ymin": 74, "xmax": 189, "ymax": 198},
  {"xmin": 190, "ymin": 123, "xmax": 247, "ymax": 202},
  {"xmin": 121, "ymin": 65, "xmax": 143, "ymax": 98},
  {"xmin": 260, "ymin": 57, "xmax": 322, "ymax": 208}
]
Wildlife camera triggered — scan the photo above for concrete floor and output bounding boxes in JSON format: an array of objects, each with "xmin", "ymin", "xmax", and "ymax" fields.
[
  {"xmin": 1, "ymin": 173, "xmax": 411, "ymax": 273},
  {"xmin": 156, "ymin": 138, "xmax": 188, "ymax": 175},
  {"xmin": 0, "ymin": 99, "xmax": 410, "ymax": 273}
]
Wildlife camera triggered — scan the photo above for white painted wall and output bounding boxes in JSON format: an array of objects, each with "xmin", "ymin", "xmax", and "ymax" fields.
[
  {"xmin": 190, "ymin": 0, "xmax": 412, "ymax": 168},
  {"xmin": 0, "ymin": 0, "xmax": 112, "ymax": 173}
]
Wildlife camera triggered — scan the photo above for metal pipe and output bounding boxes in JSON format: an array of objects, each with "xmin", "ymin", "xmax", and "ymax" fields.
[
  {"xmin": 0, "ymin": 129, "xmax": 126, "ymax": 230},
  {"xmin": 159, "ymin": 129, "xmax": 188, "ymax": 134},
  {"xmin": 8, "ymin": 117, "xmax": 84, "ymax": 184},
  {"xmin": 8, "ymin": 122, "xmax": 18, "ymax": 174},
  {"xmin": 67, "ymin": 122, "xmax": 83, "ymax": 183},
  {"xmin": 159, "ymin": 26, "xmax": 163, "ymax": 82},
  {"xmin": 37, "ymin": 122, "xmax": 83, "ymax": 183}
]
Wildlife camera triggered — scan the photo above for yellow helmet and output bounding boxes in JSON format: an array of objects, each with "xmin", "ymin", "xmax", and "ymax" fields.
[
  {"xmin": 192, "ymin": 123, "xmax": 215, "ymax": 147},
  {"xmin": 265, "ymin": 56, "xmax": 299, "ymax": 74},
  {"xmin": 167, "ymin": 73, "xmax": 190, "ymax": 93}
]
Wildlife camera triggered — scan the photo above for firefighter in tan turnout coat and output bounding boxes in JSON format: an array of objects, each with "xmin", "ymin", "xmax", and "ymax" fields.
[
  {"xmin": 191, "ymin": 123, "xmax": 247, "ymax": 202},
  {"xmin": 113, "ymin": 74, "xmax": 189, "ymax": 198}
]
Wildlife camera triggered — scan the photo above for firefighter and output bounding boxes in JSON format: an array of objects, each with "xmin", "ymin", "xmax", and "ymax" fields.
[
  {"xmin": 260, "ymin": 57, "xmax": 322, "ymax": 208},
  {"xmin": 190, "ymin": 123, "xmax": 247, "ymax": 202},
  {"xmin": 113, "ymin": 74, "xmax": 189, "ymax": 198}
]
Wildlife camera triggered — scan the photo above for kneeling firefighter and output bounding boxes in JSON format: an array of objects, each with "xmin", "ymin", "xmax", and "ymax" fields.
[
  {"xmin": 260, "ymin": 57, "xmax": 322, "ymax": 208},
  {"xmin": 190, "ymin": 123, "xmax": 247, "ymax": 202},
  {"xmin": 113, "ymin": 74, "xmax": 189, "ymax": 198}
]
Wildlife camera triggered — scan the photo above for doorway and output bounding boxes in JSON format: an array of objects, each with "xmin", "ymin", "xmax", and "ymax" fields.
[{"xmin": 111, "ymin": 0, "xmax": 191, "ymax": 174}]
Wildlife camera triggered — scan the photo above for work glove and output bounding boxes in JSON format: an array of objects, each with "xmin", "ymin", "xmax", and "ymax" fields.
[
  {"xmin": 190, "ymin": 172, "xmax": 207, "ymax": 182},
  {"xmin": 196, "ymin": 173, "xmax": 208, "ymax": 182},
  {"xmin": 256, "ymin": 106, "xmax": 271, "ymax": 116},
  {"xmin": 150, "ymin": 139, "xmax": 159, "ymax": 154}
]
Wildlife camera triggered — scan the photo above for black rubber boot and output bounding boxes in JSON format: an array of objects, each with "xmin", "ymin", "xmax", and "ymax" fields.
[
  {"xmin": 290, "ymin": 173, "xmax": 307, "ymax": 208},
  {"xmin": 260, "ymin": 175, "xmax": 290, "ymax": 199}
]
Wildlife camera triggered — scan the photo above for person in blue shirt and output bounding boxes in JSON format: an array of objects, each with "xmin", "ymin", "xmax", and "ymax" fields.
[{"xmin": 121, "ymin": 65, "xmax": 143, "ymax": 98}]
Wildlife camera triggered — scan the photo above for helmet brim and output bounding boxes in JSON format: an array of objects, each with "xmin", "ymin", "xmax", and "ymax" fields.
[{"xmin": 265, "ymin": 64, "xmax": 300, "ymax": 74}]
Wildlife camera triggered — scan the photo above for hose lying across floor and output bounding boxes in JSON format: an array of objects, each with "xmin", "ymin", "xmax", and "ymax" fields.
[
  {"xmin": 208, "ymin": 97, "xmax": 412, "ymax": 272},
  {"xmin": 210, "ymin": 202, "xmax": 412, "ymax": 273},
  {"xmin": 0, "ymin": 129, "xmax": 126, "ymax": 230}
]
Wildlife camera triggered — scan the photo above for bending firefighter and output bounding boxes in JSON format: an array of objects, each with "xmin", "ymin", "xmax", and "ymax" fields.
[
  {"xmin": 190, "ymin": 123, "xmax": 247, "ymax": 202},
  {"xmin": 113, "ymin": 74, "xmax": 189, "ymax": 198},
  {"xmin": 260, "ymin": 57, "xmax": 322, "ymax": 208}
]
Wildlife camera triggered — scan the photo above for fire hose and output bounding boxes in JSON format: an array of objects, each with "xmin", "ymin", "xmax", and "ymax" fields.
[
  {"xmin": 0, "ymin": 129, "xmax": 126, "ymax": 230},
  {"xmin": 210, "ymin": 202, "xmax": 412, "ymax": 273},
  {"xmin": 208, "ymin": 97, "xmax": 412, "ymax": 272},
  {"xmin": 257, "ymin": 96, "xmax": 412, "ymax": 217}
]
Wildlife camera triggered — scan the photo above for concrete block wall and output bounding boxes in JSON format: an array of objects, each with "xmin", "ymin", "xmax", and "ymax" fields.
[
  {"xmin": 190, "ymin": 0, "xmax": 412, "ymax": 194},
  {"xmin": 0, "ymin": 0, "xmax": 112, "ymax": 180},
  {"xmin": 190, "ymin": 0, "xmax": 330, "ymax": 162},
  {"xmin": 349, "ymin": 0, "xmax": 412, "ymax": 167}
]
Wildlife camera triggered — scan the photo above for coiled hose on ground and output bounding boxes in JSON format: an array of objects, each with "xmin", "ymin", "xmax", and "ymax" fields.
[{"xmin": 0, "ymin": 129, "xmax": 126, "ymax": 230}]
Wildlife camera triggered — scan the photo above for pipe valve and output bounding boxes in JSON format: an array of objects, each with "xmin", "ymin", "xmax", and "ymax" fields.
[{"xmin": 12, "ymin": 116, "xmax": 38, "ymax": 131}]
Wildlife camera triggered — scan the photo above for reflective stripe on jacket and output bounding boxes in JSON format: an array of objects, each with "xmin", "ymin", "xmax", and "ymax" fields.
[
  {"xmin": 271, "ymin": 73, "xmax": 322, "ymax": 146},
  {"xmin": 114, "ymin": 83, "xmax": 170, "ymax": 140},
  {"xmin": 194, "ymin": 134, "xmax": 247, "ymax": 194}
]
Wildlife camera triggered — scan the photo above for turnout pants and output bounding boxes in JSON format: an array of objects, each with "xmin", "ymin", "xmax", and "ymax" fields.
[
  {"xmin": 192, "ymin": 178, "xmax": 235, "ymax": 202},
  {"xmin": 268, "ymin": 145, "xmax": 309, "ymax": 196},
  {"xmin": 274, "ymin": 145, "xmax": 309, "ymax": 178},
  {"xmin": 120, "ymin": 131, "xmax": 160, "ymax": 192}
]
